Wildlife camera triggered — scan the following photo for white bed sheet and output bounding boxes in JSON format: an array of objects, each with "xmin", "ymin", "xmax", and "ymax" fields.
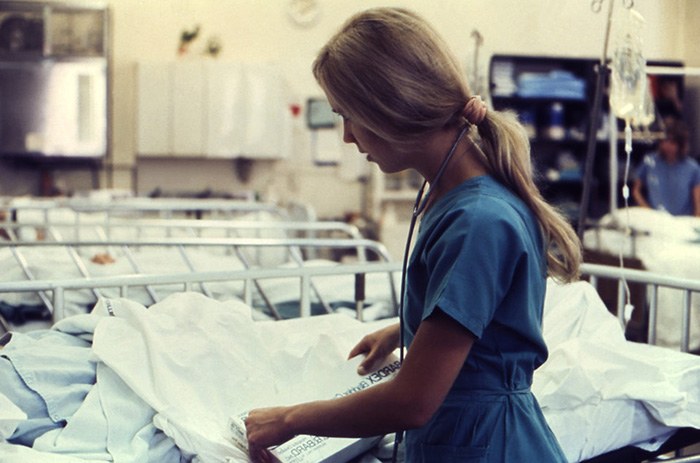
[
  {"xmin": 582, "ymin": 207, "xmax": 700, "ymax": 350},
  {"xmin": 0, "ymin": 295, "xmax": 396, "ymax": 462},
  {"xmin": 536, "ymin": 280, "xmax": 700, "ymax": 461},
  {"xmin": 0, "ymin": 281, "xmax": 699, "ymax": 462},
  {"xmin": 252, "ymin": 259, "xmax": 400, "ymax": 318}
]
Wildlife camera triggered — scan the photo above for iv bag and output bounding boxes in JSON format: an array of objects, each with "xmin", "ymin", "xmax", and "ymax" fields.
[
  {"xmin": 609, "ymin": 8, "xmax": 647, "ymax": 122},
  {"xmin": 632, "ymin": 76, "xmax": 655, "ymax": 129}
]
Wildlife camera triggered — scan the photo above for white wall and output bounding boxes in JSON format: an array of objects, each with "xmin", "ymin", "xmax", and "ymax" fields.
[
  {"xmin": 3, "ymin": 0, "xmax": 694, "ymax": 219},
  {"xmin": 680, "ymin": 1, "xmax": 700, "ymax": 157}
]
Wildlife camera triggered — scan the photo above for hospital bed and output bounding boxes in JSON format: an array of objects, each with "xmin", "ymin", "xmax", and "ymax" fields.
[
  {"xmin": 569, "ymin": 263, "xmax": 700, "ymax": 462},
  {"xmin": 582, "ymin": 207, "xmax": 700, "ymax": 351},
  {"xmin": 0, "ymin": 194, "xmax": 394, "ymax": 326},
  {"xmin": 0, "ymin": 193, "xmax": 359, "ymax": 266},
  {"xmin": 0, "ymin": 260, "xmax": 699, "ymax": 462},
  {"xmin": 0, "ymin": 194, "xmax": 315, "ymax": 233},
  {"xmin": 0, "ymin": 235, "xmax": 399, "ymax": 328}
]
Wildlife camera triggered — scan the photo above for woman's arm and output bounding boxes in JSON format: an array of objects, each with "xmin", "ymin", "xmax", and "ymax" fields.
[
  {"xmin": 632, "ymin": 178, "xmax": 650, "ymax": 208},
  {"xmin": 692, "ymin": 183, "xmax": 700, "ymax": 217},
  {"xmin": 245, "ymin": 309, "xmax": 474, "ymax": 454}
]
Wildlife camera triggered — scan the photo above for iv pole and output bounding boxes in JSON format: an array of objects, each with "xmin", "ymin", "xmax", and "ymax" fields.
[{"xmin": 576, "ymin": 0, "xmax": 617, "ymax": 238}]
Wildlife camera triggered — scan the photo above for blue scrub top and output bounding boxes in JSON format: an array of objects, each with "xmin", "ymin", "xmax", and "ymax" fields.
[
  {"xmin": 634, "ymin": 153, "xmax": 700, "ymax": 216},
  {"xmin": 402, "ymin": 175, "xmax": 566, "ymax": 462}
]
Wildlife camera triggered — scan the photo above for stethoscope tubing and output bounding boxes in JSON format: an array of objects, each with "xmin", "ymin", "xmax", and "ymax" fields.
[{"xmin": 390, "ymin": 124, "xmax": 469, "ymax": 461}]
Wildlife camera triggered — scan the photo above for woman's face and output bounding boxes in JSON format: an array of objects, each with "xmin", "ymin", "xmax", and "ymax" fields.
[
  {"xmin": 328, "ymin": 98, "xmax": 408, "ymax": 174},
  {"xmin": 341, "ymin": 117, "xmax": 405, "ymax": 173},
  {"xmin": 659, "ymin": 138, "xmax": 680, "ymax": 162}
]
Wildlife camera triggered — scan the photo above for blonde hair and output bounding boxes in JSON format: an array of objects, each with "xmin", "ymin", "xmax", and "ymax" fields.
[{"xmin": 313, "ymin": 7, "xmax": 581, "ymax": 282}]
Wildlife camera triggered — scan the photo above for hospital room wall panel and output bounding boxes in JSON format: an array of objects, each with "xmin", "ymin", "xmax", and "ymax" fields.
[
  {"xmin": 681, "ymin": 2, "xmax": 700, "ymax": 158},
  {"xmin": 134, "ymin": 158, "xmax": 266, "ymax": 197},
  {"xmin": 684, "ymin": 1, "xmax": 700, "ymax": 65},
  {"xmin": 130, "ymin": 156, "xmax": 365, "ymax": 218}
]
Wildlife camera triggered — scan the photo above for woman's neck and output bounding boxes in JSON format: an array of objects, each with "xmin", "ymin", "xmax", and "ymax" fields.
[{"xmin": 419, "ymin": 128, "xmax": 487, "ymax": 204}]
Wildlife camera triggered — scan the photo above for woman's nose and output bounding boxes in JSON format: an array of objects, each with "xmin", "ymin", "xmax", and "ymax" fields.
[{"xmin": 342, "ymin": 119, "xmax": 356, "ymax": 144}]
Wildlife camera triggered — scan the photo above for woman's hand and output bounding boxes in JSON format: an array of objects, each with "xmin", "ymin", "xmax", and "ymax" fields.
[
  {"xmin": 347, "ymin": 323, "xmax": 400, "ymax": 375},
  {"xmin": 243, "ymin": 315, "xmax": 473, "ymax": 461},
  {"xmin": 245, "ymin": 406, "xmax": 295, "ymax": 462}
]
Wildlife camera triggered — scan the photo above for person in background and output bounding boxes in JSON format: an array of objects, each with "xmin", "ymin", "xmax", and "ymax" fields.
[
  {"xmin": 654, "ymin": 77, "xmax": 684, "ymax": 122},
  {"xmin": 632, "ymin": 118, "xmax": 700, "ymax": 216},
  {"xmin": 245, "ymin": 7, "xmax": 581, "ymax": 463}
]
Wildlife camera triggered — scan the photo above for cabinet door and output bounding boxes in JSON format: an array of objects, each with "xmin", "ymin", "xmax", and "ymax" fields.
[
  {"xmin": 206, "ymin": 61, "xmax": 244, "ymax": 157},
  {"xmin": 240, "ymin": 64, "xmax": 285, "ymax": 158},
  {"xmin": 136, "ymin": 61, "xmax": 287, "ymax": 159},
  {"xmin": 172, "ymin": 61, "xmax": 205, "ymax": 156},
  {"xmin": 136, "ymin": 62, "xmax": 172, "ymax": 155}
]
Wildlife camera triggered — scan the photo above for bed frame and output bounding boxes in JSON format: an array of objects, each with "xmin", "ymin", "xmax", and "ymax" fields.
[
  {"xmin": 0, "ymin": 216, "xmax": 367, "ymax": 255},
  {"xmin": 0, "ymin": 199, "xmax": 391, "ymax": 322},
  {"xmin": 0, "ymin": 260, "xmax": 400, "ymax": 324},
  {"xmin": 577, "ymin": 266, "xmax": 700, "ymax": 462},
  {"xmin": 0, "ymin": 236, "xmax": 398, "ymax": 322},
  {"xmin": 0, "ymin": 195, "xmax": 323, "ymax": 230}
]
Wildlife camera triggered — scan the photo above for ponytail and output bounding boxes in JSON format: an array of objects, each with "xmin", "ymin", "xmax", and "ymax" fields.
[{"xmin": 474, "ymin": 110, "xmax": 582, "ymax": 283}]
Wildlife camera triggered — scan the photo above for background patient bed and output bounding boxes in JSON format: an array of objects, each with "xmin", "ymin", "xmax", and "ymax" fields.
[
  {"xmin": 0, "ymin": 235, "xmax": 399, "ymax": 327},
  {"xmin": 0, "ymin": 194, "xmax": 397, "ymax": 325},
  {"xmin": 583, "ymin": 207, "xmax": 700, "ymax": 352}
]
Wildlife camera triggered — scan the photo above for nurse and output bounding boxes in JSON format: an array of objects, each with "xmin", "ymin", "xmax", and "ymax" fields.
[
  {"xmin": 632, "ymin": 118, "xmax": 700, "ymax": 217},
  {"xmin": 245, "ymin": 7, "xmax": 582, "ymax": 462}
]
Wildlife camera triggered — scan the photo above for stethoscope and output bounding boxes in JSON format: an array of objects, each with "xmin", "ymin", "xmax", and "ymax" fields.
[{"xmin": 391, "ymin": 123, "xmax": 469, "ymax": 461}]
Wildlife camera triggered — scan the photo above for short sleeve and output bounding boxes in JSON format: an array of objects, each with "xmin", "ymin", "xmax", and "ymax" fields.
[
  {"xmin": 634, "ymin": 155, "xmax": 651, "ymax": 181},
  {"xmin": 418, "ymin": 205, "xmax": 526, "ymax": 339},
  {"xmin": 692, "ymin": 162, "xmax": 700, "ymax": 187}
]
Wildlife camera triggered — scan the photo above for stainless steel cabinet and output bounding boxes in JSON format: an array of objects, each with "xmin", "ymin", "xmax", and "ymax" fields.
[{"xmin": 0, "ymin": 1, "xmax": 109, "ymax": 159}]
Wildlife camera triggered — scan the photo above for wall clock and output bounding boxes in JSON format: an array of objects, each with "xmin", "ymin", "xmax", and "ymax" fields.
[{"xmin": 286, "ymin": 0, "xmax": 321, "ymax": 28}]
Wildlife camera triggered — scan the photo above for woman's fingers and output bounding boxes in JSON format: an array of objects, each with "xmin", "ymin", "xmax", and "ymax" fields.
[
  {"xmin": 248, "ymin": 444, "xmax": 274, "ymax": 463},
  {"xmin": 357, "ymin": 350, "xmax": 384, "ymax": 375},
  {"xmin": 349, "ymin": 326, "xmax": 399, "ymax": 374},
  {"xmin": 347, "ymin": 338, "xmax": 370, "ymax": 360}
]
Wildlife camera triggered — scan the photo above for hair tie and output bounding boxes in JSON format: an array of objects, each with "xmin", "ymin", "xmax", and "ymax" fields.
[{"xmin": 463, "ymin": 95, "xmax": 487, "ymax": 126}]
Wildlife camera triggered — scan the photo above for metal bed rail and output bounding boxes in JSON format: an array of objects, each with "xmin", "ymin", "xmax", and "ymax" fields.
[
  {"xmin": 0, "ymin": 261, "xmax": 403, "ymax": 323},
  {"xmin": 0, "ymin": 196, "xmax": 289, "ymax": 226},
  {"xmin": 0, "ymin": 237, "xmax": 399, "ymax": 321},
  {"xmin": 0, "ymin": 217, "xmax": 365, "ymax": 243},
  {"xmin": 581, "ymin": 262, "xmax": 700, "ymax": 353},
  {"xmin": 0, "ymin": 236, "xmax": 391, "ymax": 263}
]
